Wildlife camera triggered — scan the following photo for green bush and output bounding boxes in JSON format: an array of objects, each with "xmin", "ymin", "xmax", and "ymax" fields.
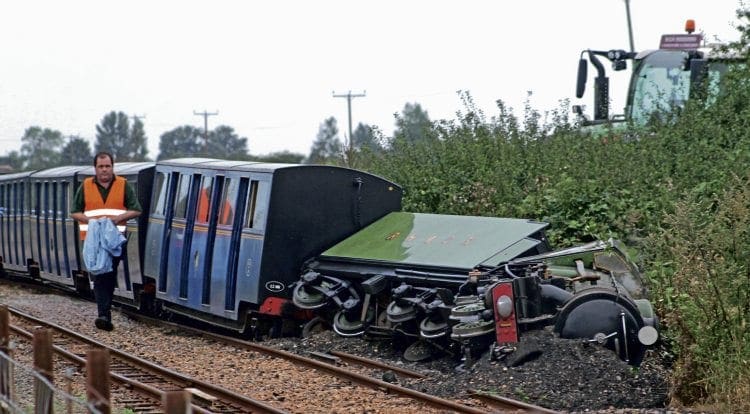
[
  {"xmin": 357, "ymin": 60, "xmax": 750, "ymax": 408},
  {"xmin": 647, "ymin": 175, "xmax": 750, "ymax": 411}
]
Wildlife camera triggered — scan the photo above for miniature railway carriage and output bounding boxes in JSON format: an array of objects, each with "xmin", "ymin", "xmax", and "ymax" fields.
[
  {"xmin": 27, "ymin": 166, "xmax": 91, "ymax": 289},
  {"xmin": 142, "ymin": 158, "xmax": 402, "ymax": 331},
  {"xmin": 0, "ymin": 171, "xmax": 35, "ymax": 274}
]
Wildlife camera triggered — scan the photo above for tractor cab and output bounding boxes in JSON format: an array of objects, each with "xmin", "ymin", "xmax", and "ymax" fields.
[{"xmin": 573, "ymin": 19, "xmax": 737, "ymax": 127}]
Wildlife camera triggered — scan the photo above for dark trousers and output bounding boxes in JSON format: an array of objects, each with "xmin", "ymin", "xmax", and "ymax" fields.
[{"xmin": 93, "ymin": 257, "xmax": 120, "ymax": 321}]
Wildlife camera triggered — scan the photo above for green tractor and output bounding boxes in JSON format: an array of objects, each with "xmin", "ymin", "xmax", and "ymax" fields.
[{"xmin": 573, "ymin": 19, "xmax": 738, "ymax": 128}]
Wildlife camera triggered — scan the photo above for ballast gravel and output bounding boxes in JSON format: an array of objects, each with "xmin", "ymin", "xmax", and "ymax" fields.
[{"xmin": 0, "ymin": 280, "xmax": 677, "ymax": 413}]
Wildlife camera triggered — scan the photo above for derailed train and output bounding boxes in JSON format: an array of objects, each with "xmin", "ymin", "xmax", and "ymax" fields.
[{"xmin": 0, "ymin": 158, "xmax": 658, "ymax": 366}]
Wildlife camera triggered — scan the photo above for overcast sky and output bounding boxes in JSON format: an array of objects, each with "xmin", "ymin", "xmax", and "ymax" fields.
[{"xmin": 0, "ymin": 1, "xmax": 743, "ymax": 159}]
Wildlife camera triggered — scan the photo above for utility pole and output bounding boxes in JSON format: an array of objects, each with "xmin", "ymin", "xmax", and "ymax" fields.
[
  {"xmin": 130, "ymin": 114, "xmax": 146, "ymax": 124},
  {"xmin": 332, "ymin": 90, "xmax": 366, "ymax": 155},
  {"xmin": 624, "ymin": 0, "xmax": 635, "ymax": 53},
  {"xmin": 193, "ymin": 110, "xmax": 218, "ymax": 152}
]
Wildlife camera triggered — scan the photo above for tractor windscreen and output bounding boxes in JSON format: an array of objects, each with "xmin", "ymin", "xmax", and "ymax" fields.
[
  {"xmin": 627, "ymin": 50, "xmax": 732, "ymax": 125},
  {"xmin": 627, "ymin": 50, "xmax": 692, "ymax": 124}
]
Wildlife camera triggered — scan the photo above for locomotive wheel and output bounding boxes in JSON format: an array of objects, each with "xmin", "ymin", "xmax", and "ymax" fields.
[
  {"xmin": 332, "ymin": 308, "xmax": 374, "ymax": 337},
  {"xmin": 450, "ymin": 319, "xmax": 495, "ymax": 339},
  {"xmin": 292, "ymin": 282, "xmax": 329, "ymax": 309},
  {"xmin": 449, "ymin": 302, "xmax": 486, "ymax": 322},
  {"xmin": 419, "ymin": 318, "xmax": 448, "ymax": 339},
  {"xmin": 554, "ymin": 288, "xmax": 648, "ymax": 365},
  {"xmin": 386, "ymin": 301, "xmax": 417, "ymax": 323},
  {"xmin": 403, "ymin": 340, "xmax": 439, "ymax": 362},
  {"xmin": 302, "ymin": 316, "xmax": 330, "ymax": 338}
]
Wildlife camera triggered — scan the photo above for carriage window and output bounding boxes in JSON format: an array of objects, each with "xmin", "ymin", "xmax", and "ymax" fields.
[
  {"xmin": 243, "ymin": 181, "xmax": 259, "ymax": 229},
  {"xmin": 32, "ymin": 183, "xmax": 40, "ymax": 215},
  {"xmin": 66, "ymin": 183, "xmax": 72, "ymax": 216},
  {"xmin": 150, "ymin": 172, "xmax": 168, "ymax": 215},
  {"xmin": 11, "ymin": 184, "xmax": 17, "ymax": 215},
  {"xmin": 43, "ymin": 182, "xmax": 50, "ymax": 217},
  {"xmin": 12, "ymin": 184, "xmax": 19, "ymax": 215},
  {"xmin": 60, "ymin": 182, "xmax": 69, "ymax": 215},
  {"xmin": 51, "ymin": 182, "xmax": 58, "ymax": 219},
  {"xmin": 4, "ymin": 185, "xmax": 10, "ymax": 215},
  {"xmin": 196, "ymin": 176, "xmax": 214, "ymax": 224},
  {"xmin": 174, "ymin": 175, "xmax": 191, "ymax": 219},
  {"xmin": 0, "ymin": 185, "xmax": 5, "ymax": 218},
  {"xmin": 218, "ymin": 178, "xmax": 237, "ymax": 226},
  {"xmin": 7, "ymin": 185, "xmax": 12, "ymax": 215}
]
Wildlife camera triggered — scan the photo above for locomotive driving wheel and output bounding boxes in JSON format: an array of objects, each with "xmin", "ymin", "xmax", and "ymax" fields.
[
  {"xmin": 450, "ymin": 319, "xmax": 495, "ymax": 339},
  {"xmin": 332, "ymin": 308, "xmax": 375, "ymax": 337},
  {"xmin": 292, "ymin": 281, "xmax": 331, "ymax": 309},
  {"xmin": 386, "ymin": 301, "xmax": 417, "ymax": 323},
  {"xmin": 419, "ymin": 318, "xmax": 448, "ymax": 339}
]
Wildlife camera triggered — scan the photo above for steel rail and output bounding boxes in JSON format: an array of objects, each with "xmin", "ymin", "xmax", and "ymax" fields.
[
  {"xmin": 8, "ymin": 306, "xmax": 287, "ymax": 414},
  {"xmin": 469, "ymin": 390, "xmax": 560, "ymax": 413},
  {"xmin": 123, "ymin": 310, "xmax": 491, "ymax": 414},
  {"xmin": 328, "ymin": 350, "xmax": 426, "ymax": 379}
]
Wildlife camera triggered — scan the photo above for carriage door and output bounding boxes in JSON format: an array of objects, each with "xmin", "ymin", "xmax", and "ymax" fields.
[
  {"xmin": 0, "ymin": 183, "xmax": 7, "ymax": 264},
  {"xmin": 40, "ymin": 181, "xmax": 53, "ymax": 274},
  {"xmin": 186, "ymin": 175, "xmax": 219, "ymax": 308},
  {"xmin": 164, "ymin": 172, "xmax": 194, "ymax": 299}
]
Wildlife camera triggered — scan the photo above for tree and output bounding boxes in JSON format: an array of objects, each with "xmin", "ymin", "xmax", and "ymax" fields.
[
  {"xmin": 129, "ymin": 117, "xmax": 149, "ymax": 161},
  {"xmin": 254, "ymin": 150, "xmax": 305, "ymax": 164},
  {"xmin": 207, "ymin": 125, "xmax": 249, "ymax": 160},
  {"xmin": 0, "ymin": 151, "xmax": 23, "ymax": 172},
  {"xmin": 352, "ymin": 123, "xmax": 382, "ymax": 152},
  {"xmin": 20, "ymin": 126, "xmax": 63, "ymax": 170},
  {"xmin": 60, "ymin": 136, "xmax": 93, "ymax": 165},
  {"xmin": 307, "ymin": 117, "xmax": 343, "ymax": 164},
  {"xmin": 95, "ymin": 111, "xmax": 149, "ymax": 161},
  {"xmin": 394, "ymin": 102, "xmax": 432, "ymax": 143},
  {"xmin": 157, "ymin": 126, "xmax": 204, "ymax": 160}
]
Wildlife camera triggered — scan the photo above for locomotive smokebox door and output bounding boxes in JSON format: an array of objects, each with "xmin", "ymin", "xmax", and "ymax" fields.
[{"xmin": 491, "ymin": 281, "xmax": 518, "ymax": 344}]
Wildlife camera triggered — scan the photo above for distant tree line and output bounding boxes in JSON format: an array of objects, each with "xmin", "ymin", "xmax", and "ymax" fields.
[
  {"xmin": 0, "ymin": 102, "xmax": 433, "ymax": 172},
  {"xmin": 307, "ymin": 102, "xmax": 431, "ymax": 167}
]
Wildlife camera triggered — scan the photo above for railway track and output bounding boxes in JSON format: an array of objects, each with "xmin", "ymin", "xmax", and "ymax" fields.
[
  {"xmin": 123, "ymin": 309, "xmax": 558, "ymax": 413},
  {"xmin": 0, "ymin": 277, "xmax": 559, "ymax": 413},
  {"xmin": 6, "ymin": 306, "xmax": 285, "ymax": 413}
]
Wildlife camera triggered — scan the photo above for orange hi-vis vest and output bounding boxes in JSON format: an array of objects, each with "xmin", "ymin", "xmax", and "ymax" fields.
[
  {"xmin": 78, "ymin": 176, "xmax": 128, "ymax": 240},
  {"xmin": 197, "ymin": 188, "xmax": 233, "ymax": 225}
]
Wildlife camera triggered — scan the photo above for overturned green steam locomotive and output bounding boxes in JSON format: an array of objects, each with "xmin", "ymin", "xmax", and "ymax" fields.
[{"xmin": 293, "ymin": 212, "xmax": 658, "ymax": 366}]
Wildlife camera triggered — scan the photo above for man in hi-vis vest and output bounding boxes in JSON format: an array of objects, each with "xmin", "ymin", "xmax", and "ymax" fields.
[{"xmin": 71, "ymin": 152, "xmax": 141, "ymax": 331}]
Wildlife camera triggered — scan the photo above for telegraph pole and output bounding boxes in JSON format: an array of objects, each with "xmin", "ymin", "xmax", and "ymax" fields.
[
  {"xmin": 193, "ymin": 110, "xmax": 218, "ymax": 151},
  {"xmin": 130, "ymin": 114, "xmax": 146, "ymax": 123},
  {"xmin": 624, "ymin": 0, "xmax": 635, "ymax": 53},
  {"xmin": 332, "ymin": 90, "xmax": 366, "ymax": 154}
]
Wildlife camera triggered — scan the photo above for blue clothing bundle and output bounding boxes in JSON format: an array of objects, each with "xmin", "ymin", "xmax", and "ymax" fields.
[{"xmin": 82, "ymin": 218, "xmax": 127, "ymax": 276}]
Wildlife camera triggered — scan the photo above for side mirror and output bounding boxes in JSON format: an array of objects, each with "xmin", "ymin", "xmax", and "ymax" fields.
[{"xmin": 576, "ymin": 58, "xmax": 588, "ymax": 98}]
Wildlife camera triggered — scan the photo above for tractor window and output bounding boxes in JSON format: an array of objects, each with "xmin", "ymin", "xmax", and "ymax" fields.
[{"xmin": 629, "ymin": 50, "xmax": 691, "ymax": 125}]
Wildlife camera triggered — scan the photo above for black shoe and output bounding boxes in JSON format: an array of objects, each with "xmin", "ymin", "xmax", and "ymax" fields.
[{"xmin": 95, "ymin": 317, "xmax": 114, "ymax": 331}]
